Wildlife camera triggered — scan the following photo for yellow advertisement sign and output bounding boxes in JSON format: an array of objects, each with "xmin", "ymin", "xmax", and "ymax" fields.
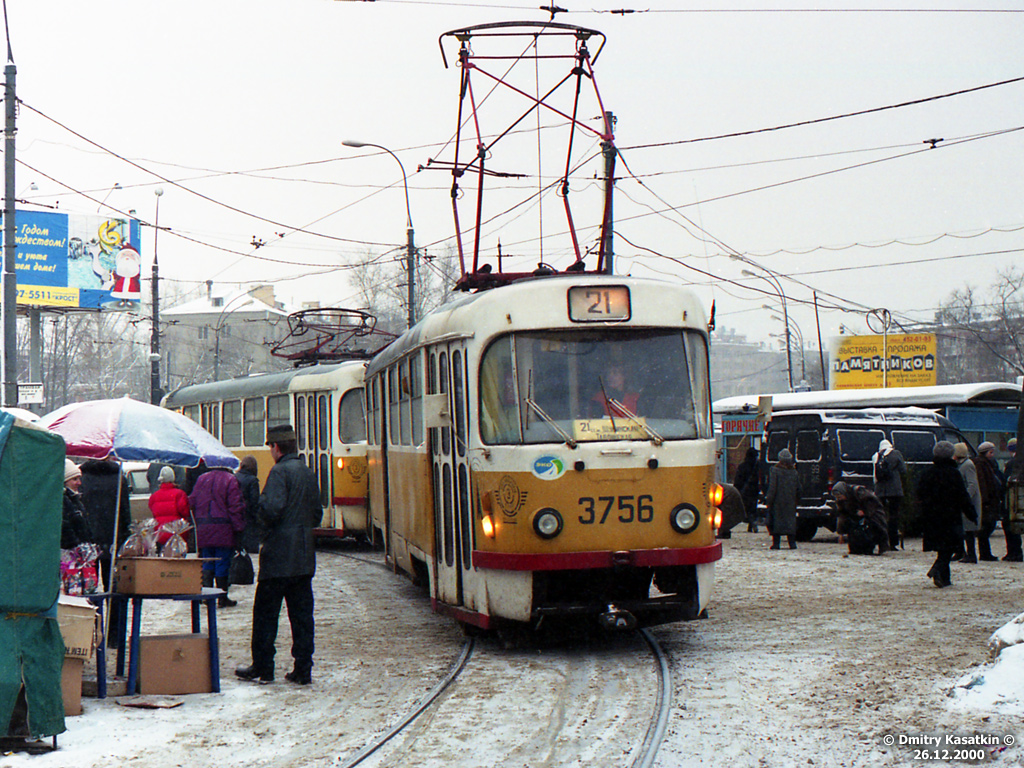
[{"xmin": 831, "ymin": 333, "xmax": 937, "ymax": 389}]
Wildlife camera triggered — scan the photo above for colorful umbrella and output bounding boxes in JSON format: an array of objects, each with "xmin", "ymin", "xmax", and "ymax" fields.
[{"xmin": 39, "ymin": 396, "xmax": 238, "ymax": 469}]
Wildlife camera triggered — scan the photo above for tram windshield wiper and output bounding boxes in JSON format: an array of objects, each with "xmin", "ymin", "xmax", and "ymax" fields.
[
  {"xmin": 605, "ymin": 399, "xmax": 664, "ymax": 446},
  {"xmin": 524, "ymin": 398, "xmax": 577, "ymax": 448}
]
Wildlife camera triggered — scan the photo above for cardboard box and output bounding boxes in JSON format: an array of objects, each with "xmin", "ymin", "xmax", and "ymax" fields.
[
  {"xmin": 57, "ymin": 596, "xmax": 98, "ymax": 660},
  {"xmin": 115, "ymin": 557, "xmax": 203, "ymax": 595},
  {"xmin": 61, "ymin": 657, "xmax": 84, "ymax": 717},
  {"xmin": 138, "ymin": 634, "xmax": 212, "ymax": 695}
]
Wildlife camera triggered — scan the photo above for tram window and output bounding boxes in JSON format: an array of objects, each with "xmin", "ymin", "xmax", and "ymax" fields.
[
  {"xmin": 210, "ymin": 404, "xmax": 220, "ymax": 439},
  {"xmin": 480, "ymin": 336, "xmax": 518, "ymax": 443},
  {"xmin": 388, "ymin": 367, "xmax": 400, "ymax": 446},
  {"xmin": 222, "ymin": 400, "xmax": 242, "ymax": 447},
  {"xmin": 244, "ymin": 397, "xmax": 265, "ymax": 446},
  {"xmin": 399, "ymin": 360, "xmax": 411, "ymax": 446},
  {"xmin": 796, "ymin": 430, "xmax": 821, "ymax": 462},
  {"xmin": 369, "ymin": 378, "xmax": 380, "ymax": 445},
  {"xmin": 338, "ymin": 389, "xmax": 366, "ymax": 443},
  {"xmin": 453, "ymin": 351, "xmax": 467, "ymax": 458},
  {"xmin": 318, "ymin": 453, "xmax": 330, "ymax": 508},
  {"xmin": 267, "ymin": 394, "xmax": 289, "ymax": 434},
  {"xmin": 410, "ymin": 353, "xmax": 423, "ymax": 447},
  {"xmin": 686, "ymin": 335, "xmax": 712, "ymax": 439},
  {"xmin": 307, "ymin": 395, "xmax": 316, "ymax": 452},
  {"xmin": 183, "ymin": 404, "xmax": 199, "ymax": 424},
  {"xmin": 439, "ymin": 353, "xmax": 451, "ymax": 456},
  {"xmin": 443, "ymin": 463, "xmax": 454, "ymax": 567},
  {"xmin": 295, "ymin": 395, "xmax": 307, "ymax": 450},
  {"xmin": 458, "ymin": 464, "xmax": 471, "ymax": 568},
  {"xmin": 428, "ymin": 353, "xmax": 439, "ymax": 456},
  {"xmin": 318, "ymin": 394, "xmax": 329, "ymax": 451},
  {"xmin": 481, "ymin": 329, "xmax": 709, "ymax": 444}
]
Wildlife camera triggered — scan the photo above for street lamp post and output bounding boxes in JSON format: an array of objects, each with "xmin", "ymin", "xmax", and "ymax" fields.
[
  {"xmin": 744, "ymin": 268, "xmax": 793, "ymax": 391},
  {"xmin": 212, "ymin": 293, "xmax": 252, "ymax": 381},
  {"xmin": 342, "ymin": 140, "xmax": 416, "ymax": 330},
  {"xmin": 769, "ymin": 309, "xmax": 806, "ymax": 382},
  {"xmin": 150, "ymin": 188, "xmax": 163, "ymax": 404}
]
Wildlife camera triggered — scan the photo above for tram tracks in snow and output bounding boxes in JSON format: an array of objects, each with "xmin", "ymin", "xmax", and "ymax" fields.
[{"xmin": 335, "ymin": 628, "xmax": 673, "ymax": 768}]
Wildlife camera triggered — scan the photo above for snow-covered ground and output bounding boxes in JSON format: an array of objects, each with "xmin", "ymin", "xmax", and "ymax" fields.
[{"xmin": 3, "ymin": 533, "xmax": 1023, "ymax": 767}]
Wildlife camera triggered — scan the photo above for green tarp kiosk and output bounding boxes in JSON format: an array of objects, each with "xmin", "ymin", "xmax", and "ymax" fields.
[{"xmin": 0, "ymin": 412, "xmax": 67, "ymax": 740}]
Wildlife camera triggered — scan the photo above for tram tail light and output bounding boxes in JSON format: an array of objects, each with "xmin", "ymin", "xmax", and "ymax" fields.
[{"xmin": 482, "ymin": 514, "xmax": 496, "ymax": 539}]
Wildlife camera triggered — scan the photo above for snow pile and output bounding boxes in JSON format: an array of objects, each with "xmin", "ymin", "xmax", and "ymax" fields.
[{"xmin": 949, "ymin": 611, "xmax": 1024, "ymax": 715}]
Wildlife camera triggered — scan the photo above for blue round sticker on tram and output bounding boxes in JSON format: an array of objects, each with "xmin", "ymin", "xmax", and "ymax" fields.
[{"xmin": 532, "ymin": 455, "xmax": 566, "ymax": 480}]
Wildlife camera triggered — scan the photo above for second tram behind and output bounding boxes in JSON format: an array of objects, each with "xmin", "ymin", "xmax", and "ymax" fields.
[
  {"xmin": 162, "ymin": 360, "xmax": 369, "ymax": 538},
  {"xmin": 365, "ymin": 274, "xmax": 723, "ymax": 630}
]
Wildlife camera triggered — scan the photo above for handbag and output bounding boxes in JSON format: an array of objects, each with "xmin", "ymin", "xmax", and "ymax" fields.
[{"xmin": 229, "ymin": 549, "xmax": 254, "ymax": 585}]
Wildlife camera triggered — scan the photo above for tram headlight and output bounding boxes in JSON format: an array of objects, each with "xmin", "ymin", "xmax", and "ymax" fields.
[
  {"xmin": 336, "ymin": 457, "xmax": 345, "ymax": 471},
  {"xmin": 669, "ymin": 503, "xmax": 700, "ymax": 535},
  {"xmin": 482, "ymin": 514, "xmax": 497, "ymax": 539},
  {"xmin": 532, "ymin": 508, "xmax": 563, "ymax": 540},
  {"xmin": 708, "ymin": 483, "xmax": 724, "ymax": 507}
]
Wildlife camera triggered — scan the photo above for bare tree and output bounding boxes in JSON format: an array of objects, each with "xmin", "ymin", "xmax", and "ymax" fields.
[{"xmin": 934, "ymin": 269, "xmax": 1024, "ymax": 382}]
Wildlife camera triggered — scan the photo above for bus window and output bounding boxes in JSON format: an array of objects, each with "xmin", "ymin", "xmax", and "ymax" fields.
[
  {"xmin": 796, "ymin": 430, "xmax": 821, "ymax": 462},
  {"xmin": 338, "ymin": 389, "xmax": 366, "ymax": 443},
  {"xmin": 244, "ymin": 397, "xmax": 265, "ymax": 446},
  {"xmin": 766, "ymin": 430, "xmax": 790, "ymax": 462},
  {"xmin": 837, "ymin": 429, "xmax": 885, "ymax": 463},
  {"xmin": 222, "ymin": 401, "xmax": 242, "ymax": 447},
  {"xmin": 891, "ymin": 430, "xmax": 937, "ymax": 463}
]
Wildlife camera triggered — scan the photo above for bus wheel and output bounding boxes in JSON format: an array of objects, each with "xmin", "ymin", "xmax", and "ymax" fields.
[{"xmin": 795, "ymin": 521, "xmax": 818, "ymax": 542}]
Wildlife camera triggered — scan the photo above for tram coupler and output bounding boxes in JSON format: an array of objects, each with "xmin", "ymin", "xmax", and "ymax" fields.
[{"xmin": 598, "ymin": 604, "xmax": 637, "ymax": 631}]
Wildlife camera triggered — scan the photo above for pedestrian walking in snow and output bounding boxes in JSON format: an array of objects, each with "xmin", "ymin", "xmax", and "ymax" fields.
[
  {"xmin": 765, "ymin": 448, "xmax": 800, "ymax": 550},
  {"xmin": 917, "ymin": 441, "xmax": 974, "ymax": 588}
]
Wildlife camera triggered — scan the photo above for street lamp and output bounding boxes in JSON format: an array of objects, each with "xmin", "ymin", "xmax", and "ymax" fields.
[
  {"xmin": 342, "ymin": 139, "xmax": 416, "ymax": 330},
  {"xmin": 769, "ymin": 310, "xmax": 806, "ymax": 382},
  {"xmin": 212, "ymin": 292, "xmax": 252, "ymax": 381},
  {"xmin": 743, "ymin": 268, "xmax": 793, "ymax": 391},
  {"xmin": 150, "ymin": 188, "xmax": 163, "ymax": 404}
]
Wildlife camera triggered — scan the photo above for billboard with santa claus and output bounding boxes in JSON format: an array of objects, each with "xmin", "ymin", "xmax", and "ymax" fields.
[{"xmin": 7, "ymin": 209, "xmax": 143, "ymax": 310}]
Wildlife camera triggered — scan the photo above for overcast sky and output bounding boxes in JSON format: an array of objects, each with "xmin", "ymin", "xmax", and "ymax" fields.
[{"xmin": 7, "ymin": 1, "xmax": 1024, "ymax": 352}]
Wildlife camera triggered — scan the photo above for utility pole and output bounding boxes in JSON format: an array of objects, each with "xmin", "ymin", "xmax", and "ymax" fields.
[
  {"xmin": 3, "ymin": 63, "xmax": 18, "ymax": 407},
  {"xmin": 601, "ymin": 111, "xmax": 616, "ymax": 275},
  {"xmin": 150, "ymin": 188, "xmax": 163, "ymax": 404}
]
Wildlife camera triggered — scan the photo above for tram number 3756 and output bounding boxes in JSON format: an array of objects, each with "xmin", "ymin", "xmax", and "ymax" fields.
[{"xmin": 578, "ymin": 495, "xmax": 655, "ymax": 524}]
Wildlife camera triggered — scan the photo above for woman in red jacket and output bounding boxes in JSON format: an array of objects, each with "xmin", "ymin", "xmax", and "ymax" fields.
[{"xmin": 148, "ymin": 466, "xmax": 190, "ymax": 548}]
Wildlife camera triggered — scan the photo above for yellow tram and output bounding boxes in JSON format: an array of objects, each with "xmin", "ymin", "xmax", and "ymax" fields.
[
  {"xmin": 365, "ymin": 275, "xmax": 723, "ymax": 630},
  {"xmin": 162, "ymin": 360, "xmax": 369, "ymax": 538}
]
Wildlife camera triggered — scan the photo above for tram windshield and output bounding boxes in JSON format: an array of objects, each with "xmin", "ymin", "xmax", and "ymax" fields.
[{"xmin": 479, "ymin": 329, "xmax": 712, "ymax": 444}]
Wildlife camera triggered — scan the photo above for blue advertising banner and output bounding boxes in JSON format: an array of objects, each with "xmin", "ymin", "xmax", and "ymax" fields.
[{"xmin": 4, "ymin": 209, "xmax": 142, "ymax": 309}]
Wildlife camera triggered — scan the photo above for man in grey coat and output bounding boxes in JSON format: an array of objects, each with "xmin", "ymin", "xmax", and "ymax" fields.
[
  {"xmin": 766, "ymin": 448, "xmax": 801, "ymax": 550},
  {"xmin": 236, "ymin": 424, "xmax": 323, "ymax": 685}
]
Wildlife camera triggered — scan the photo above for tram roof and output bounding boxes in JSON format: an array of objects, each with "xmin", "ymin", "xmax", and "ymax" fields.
[
  {"xmin": 713, "ymin": 382, "xmax": 1023, "ymax": 416},
  {"xmin": 162, "ymin": 360, "xmax": 364, "ymax": 407},
  {"xmin": 367, "ymin": 274, "xmax": 708, "ymax": 378}
]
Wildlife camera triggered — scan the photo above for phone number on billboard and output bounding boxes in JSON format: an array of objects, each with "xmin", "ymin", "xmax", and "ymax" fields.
[{"xmin": 17, "ymin": 287, "xmax": 77, "ymax": 306}]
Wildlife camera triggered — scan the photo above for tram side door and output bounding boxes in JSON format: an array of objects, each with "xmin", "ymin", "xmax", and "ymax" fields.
[
  {"xmin": 430, "ymin": 343, "xmax": 475, "ymax": 611},
  {"xmin": 295, "ymin": 391, "xmax": 332, "ymax": 515}
]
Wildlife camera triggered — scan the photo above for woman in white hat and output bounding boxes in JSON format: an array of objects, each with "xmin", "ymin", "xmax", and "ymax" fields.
[{"xmin": 61, "ymin": 459, "xmax": 91, "ymax": 549}]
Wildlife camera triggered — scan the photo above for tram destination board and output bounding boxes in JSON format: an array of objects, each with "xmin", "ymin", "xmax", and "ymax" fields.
[{"xmin": 567, "ymin": 285, "xmax": 630, "ymax": 322}]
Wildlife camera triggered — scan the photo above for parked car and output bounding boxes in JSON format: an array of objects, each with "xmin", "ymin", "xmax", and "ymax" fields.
[
  {"xmin": 759, "ymin": 407, "xmax": 971, "ymax": 540},
  {"xmin": 122, "ymin": 461, "xmax": 152, "ymax": 523}
]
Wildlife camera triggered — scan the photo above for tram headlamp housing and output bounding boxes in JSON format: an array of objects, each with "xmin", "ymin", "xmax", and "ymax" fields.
[
  {"xmin": 669, "ymin": 503, "xmax": 701, "ymax": 535},
  {"xmin": 533, "ymin": 508, "xmax": 563, "ymax": 540}
]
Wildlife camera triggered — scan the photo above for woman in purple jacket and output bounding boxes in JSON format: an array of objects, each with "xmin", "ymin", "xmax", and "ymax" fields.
[{"xmin": 190, "ymin": 466, "xmax": 246, "ymax": 607}]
